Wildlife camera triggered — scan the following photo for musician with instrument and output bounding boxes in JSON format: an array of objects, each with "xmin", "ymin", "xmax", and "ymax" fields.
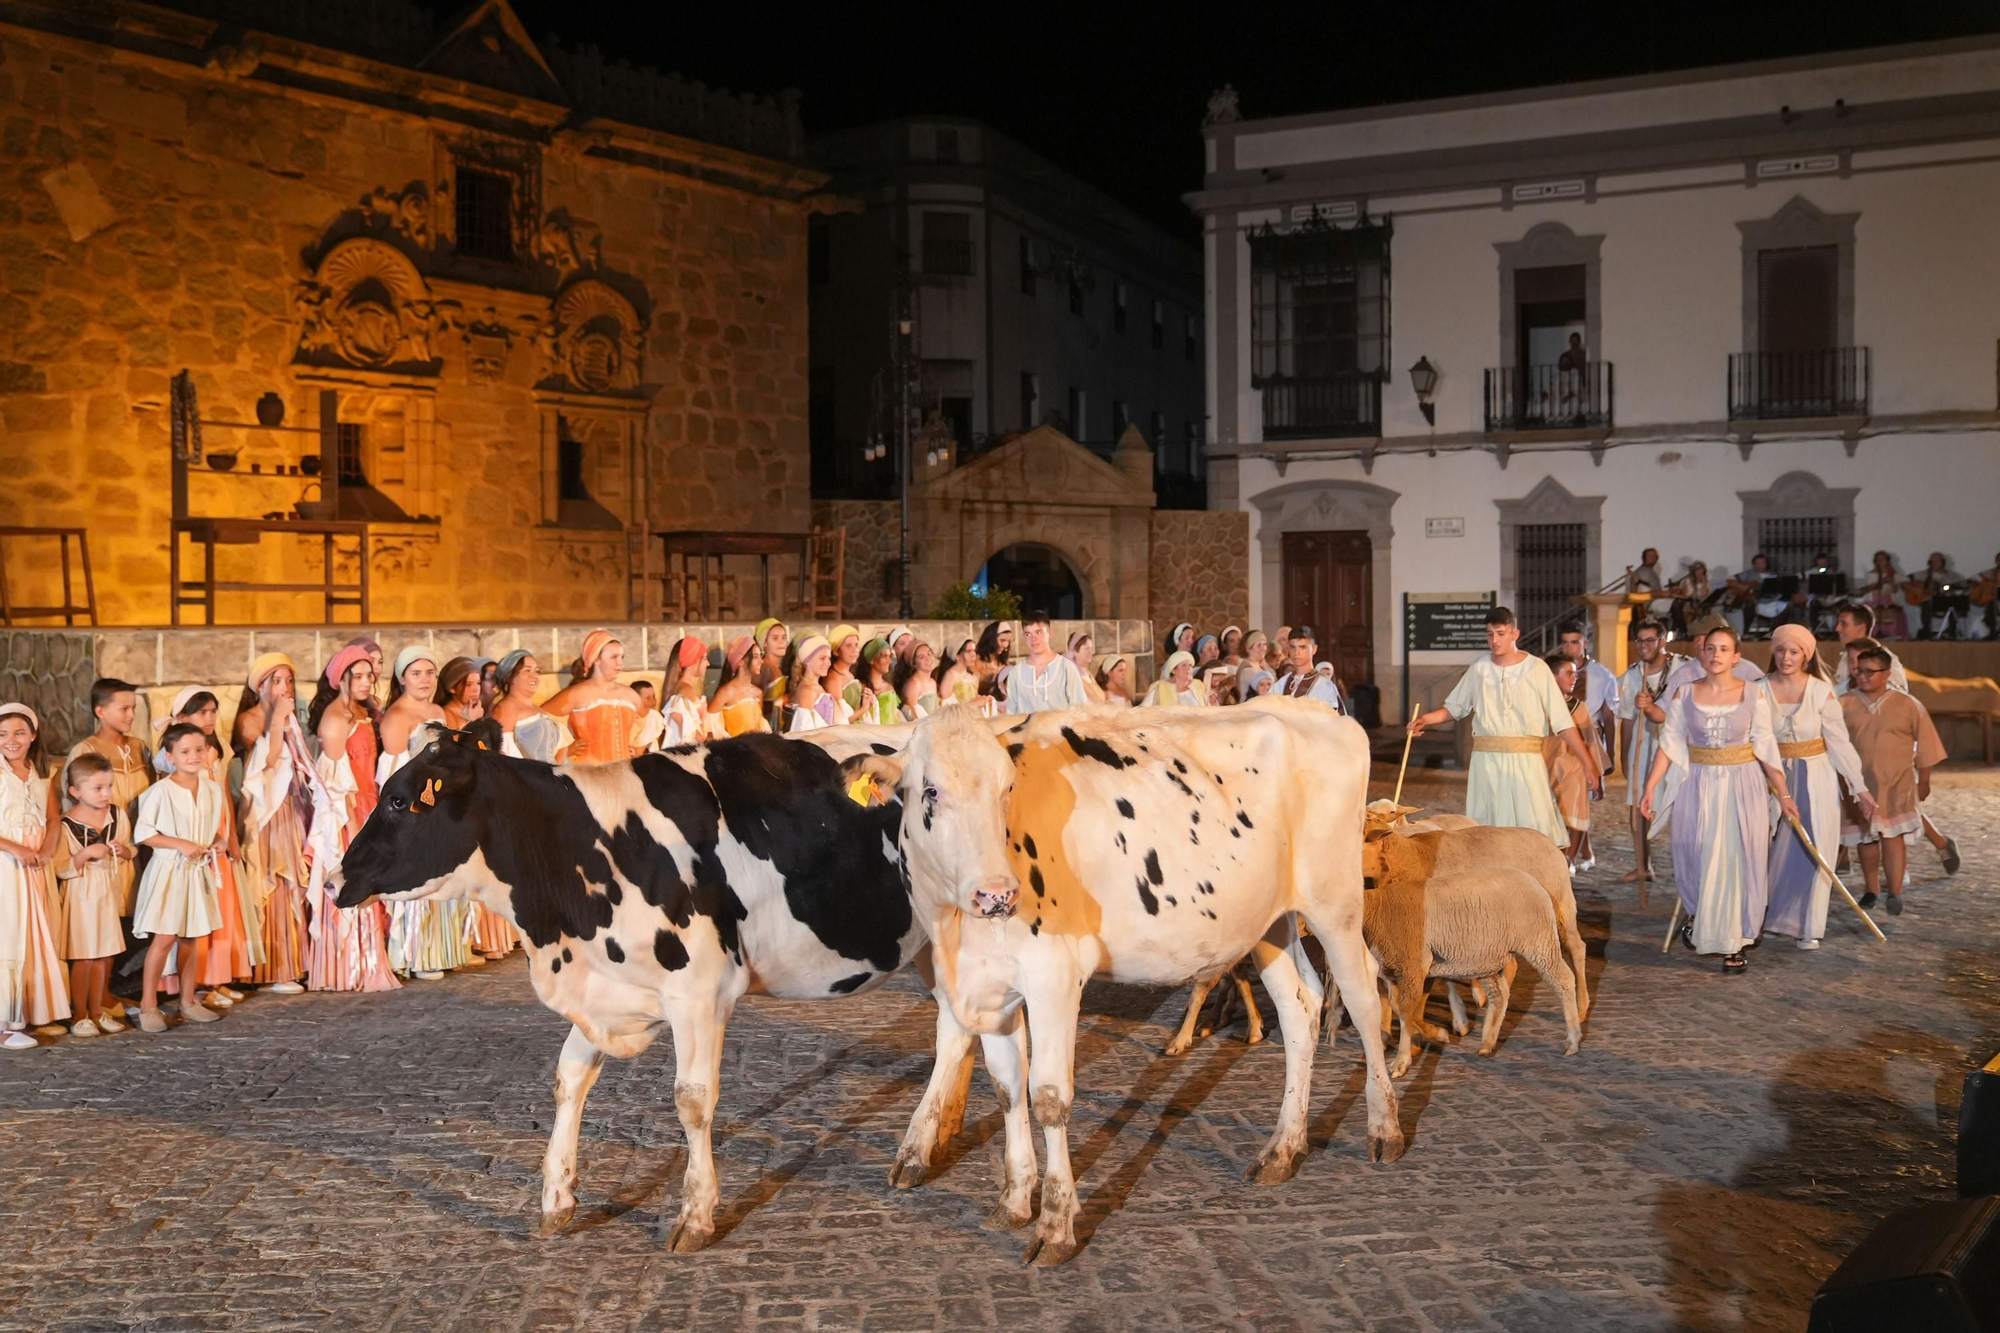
[
  {"xmin": 1859, "ymin": 550, "xmax": 1909, "ymax": 641},
  {"xmin": 1664, "ymin": 560, "xmax": 1719, "ymax": 636},
  {"xmin": 1905, "ymin": 551, "xmax": 1970, "ymax": 640},
  {"xmin": 1971, "ymin": 551, "xmax": 1998, "ymax": 640}
]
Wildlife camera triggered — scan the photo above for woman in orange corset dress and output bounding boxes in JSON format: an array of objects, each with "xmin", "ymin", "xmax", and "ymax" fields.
[
  {"xmin": 545, "ymin": 630, "xmax": 658, "ymax": 764},
  {"xmin": 303, "ymin": 646, "xmax": 399, "ymax": 992},
  {"xmin": 706, "ymin": 636, "xmax": 769, "ymax": 738}
]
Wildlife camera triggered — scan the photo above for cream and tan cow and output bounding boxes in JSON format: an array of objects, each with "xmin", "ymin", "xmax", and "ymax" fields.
[{"xmin": 844, "ymin": 698, "xmax": 1402, "ymax": 1266}]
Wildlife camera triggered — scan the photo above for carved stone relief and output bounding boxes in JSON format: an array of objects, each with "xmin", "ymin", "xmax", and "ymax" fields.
[
  {"xmin": 294, "ymin": 238, "xmax": 454, "ymax": 372},
  {"xmin": 538, "ymin": 277, "xmax": 644, "ymax": 394}
]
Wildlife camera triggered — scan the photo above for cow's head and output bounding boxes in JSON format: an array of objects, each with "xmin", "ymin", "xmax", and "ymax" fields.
[
  {"xmin": 334, "ymin": 720, "xmax": 503, "ymax": 909},
  {"xmin": 842, "ymin": 704, "xmax": 1018, "ymax": 919}
]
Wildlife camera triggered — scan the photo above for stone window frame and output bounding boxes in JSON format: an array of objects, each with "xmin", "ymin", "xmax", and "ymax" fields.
[
  {"xmin": 1494, "ymin": 221, "xmax": 1603, "ymax": 369},
  {"xmin": 1492, "ymin": 475, "xmax": 1605, "ymax": 611},
  {"xmin": 1737, "ymin": 195, "xmax": 1859, "ymax": 353},
  {"xmin": 434, "ymin": 134, "xmax": 542, "ymax": 272},
  {"xmin": 1735, "ymin": 469, "xmax": 1857, "ymax": 575},
  {"xmin": 1249, "ymin": 478, "xmax": 1399, "ymax": 682},
  {"xmin": 535, "ymin": 399, "xmax": 645, "ymax": 533}
]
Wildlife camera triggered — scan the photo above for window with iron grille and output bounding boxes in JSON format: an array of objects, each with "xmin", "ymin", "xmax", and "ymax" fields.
[
  {"xmin": 1758, "ymin": 517, "xmax": 1838, "ymax": 576},
  {"xmin": 454, "ymin": 166, "xmax": 515, "ymax": 263},
  {"xmin": 1249, "ymin": 217, "xmax": 1390, "ymax": 383},
  {"xmin": 1515, "ymin": 522, "xmax": 1587, "ymax": 635},
  {"xmin": 335, "ymin": 422, "xmax": 368, "ymax": 486},
  {"xmin": 922, "ymin": 211, "xmax": 974, "ymax": 276}
]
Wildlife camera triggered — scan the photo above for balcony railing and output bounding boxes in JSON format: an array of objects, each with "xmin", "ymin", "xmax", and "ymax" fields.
[
  {"xmin": 1728, "ymin": 347, "xmax": 1870, "ymax": 421},
  {"xmin": 1258, "ymin": 374, "xmax": 1382, "ymax": 439},
  {"xmin": 1484, "ymin": 362, "xmax": 1614, "ymax": 432}
]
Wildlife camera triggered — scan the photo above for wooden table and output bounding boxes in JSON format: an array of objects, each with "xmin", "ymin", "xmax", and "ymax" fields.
[
  {"xmin": 171, "ymin": 518, "xmax": 368, "ymax": 625},
  {"xmin": 0, "ymin": 527, "xmax": 96, "ymax": 625},
  {"xmin": 653, "ymin": 530, "xmax": 810, "ymax": 620}
]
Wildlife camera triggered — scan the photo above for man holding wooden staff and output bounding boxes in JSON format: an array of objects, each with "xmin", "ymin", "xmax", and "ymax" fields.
[{"xmin": 1410, "ymin": 606, "xmax": 1596, "ymax": 850}]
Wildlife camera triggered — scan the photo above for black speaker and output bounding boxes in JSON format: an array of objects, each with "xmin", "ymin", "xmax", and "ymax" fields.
[
  {"xmin": 1962, "ymin": 1053, "xmax": 2000, "ymax": 1199},
  {"xmin": 1808, "ymin": 1195, "xmax": 2000, "ymax": 1333}
]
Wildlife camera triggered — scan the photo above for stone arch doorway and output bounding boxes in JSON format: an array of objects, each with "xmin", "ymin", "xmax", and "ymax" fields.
[{"xmin": 976, "ymin": 543, "xmax": 1089, "ymax": 618}]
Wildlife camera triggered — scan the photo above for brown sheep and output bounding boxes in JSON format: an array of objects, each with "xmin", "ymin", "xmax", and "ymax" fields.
[{"xmin": 1335, "ymin": 865, "xmax": 1582, "ymax": 1076}]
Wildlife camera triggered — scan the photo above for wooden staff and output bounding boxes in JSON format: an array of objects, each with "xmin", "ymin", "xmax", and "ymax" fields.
[
  {"xmin": 1774, "ymin": 799, "xmax": 1887, "ymax": 943},
  {"xmin": 1392, "ymin": 710, "xmax": 1419, "ymax": 810},
  {"xmin": 1661, "ymin": 897, "xmax": 1682, "ymax": 953}
]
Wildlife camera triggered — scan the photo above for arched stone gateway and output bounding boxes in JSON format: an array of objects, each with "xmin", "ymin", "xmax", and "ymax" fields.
[{"xmin": 976, "ymin": 542, "xmax": 1089, "ymax": 619}]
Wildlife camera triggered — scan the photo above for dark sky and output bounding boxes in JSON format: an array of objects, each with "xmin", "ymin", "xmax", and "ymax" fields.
[{"xmin": 508, "ymin": 1, "xmax": 2000, "ymax": 239}]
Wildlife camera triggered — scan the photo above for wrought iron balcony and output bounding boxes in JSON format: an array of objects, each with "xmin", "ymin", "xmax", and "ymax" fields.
[
  {"xmin": 1484, "ymin": 362, "xmax": 1614, "ymax": 433},
  {"xmin": 1728, "ymin": 347, "xmax": 1870, "ymax": 421},
  {"xmin": 1257, "ymin": 374, "xmax": 1382, "ymax": 439}
]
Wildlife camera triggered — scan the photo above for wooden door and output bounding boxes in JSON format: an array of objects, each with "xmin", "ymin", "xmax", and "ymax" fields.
[{"xmin": 1281, "ymin": 530, "xmax": 1372, "ymax": 683}]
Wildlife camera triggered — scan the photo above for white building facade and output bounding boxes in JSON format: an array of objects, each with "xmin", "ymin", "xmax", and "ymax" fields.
[{"xmin": 1190, "ymin": 40, "xmax": 2000, "ymax": 716}]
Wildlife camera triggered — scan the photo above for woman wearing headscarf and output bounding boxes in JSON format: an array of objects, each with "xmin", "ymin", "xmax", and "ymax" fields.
[
  {"xmin": 1762, "ymin": 622, "xmax": 1872, "ymax": 950},
  {"xmin": 823, "ymin": 624, "xmax": 864, "ymax": 714},
  {"xmin": 706, "ymin": 637, "xmax": 769, "ymax": 738},
  {"xmin": 1163, "ymin": 621, "xmax": 1195, "ymax": 664},
  {"xmin": 235, "ymin": 653, "xmax": 310, "ymax": 993},
  {"xmin": 753, "ymin": 619, "xmax": 792, "ymax": 728},
  {"xmin": 784, "ymin": 635, "xmax": 847, "ymax": 733},
  {"xmin": 491, "ymin": 650, "xmax": 570, "ymax": 763},
  {"xmin": 1096, "ymin": 655, "xmax": 1135, "ymax": 707},
  {"xmin": 1141, "ymin": 652, "xmax": 1206, "ymax": 707},
  {"xmin": 939, "ymin": 638, "xmax": 981, "ymax": 708},
  {"xmin": 304, "ymin": 645, "xmax": 399, "ymax": 993},
  {"xmin": 660, "ymin": 637, "xmax": 711, "ymax": 748},
  {"xmin": 896, "ymin": 640, "xmax": 943, "ymax": 719},
  {"xmin": 377, "ymin": 647, "xmax": 469, "ymax": 980},
  {"xmin": 857, "ymin": 638, "xmax": 901, "ymax": 725},
  {"xmin": 1219, "ymin": 626, "xmax": 1245, "ymax": 665},
  {"xmin": 1067, "ymin": 632, "xmax": 1107, "ymax": 705},
  {"xmin": 343, "ymin": 636, "xmax": 386, "ymax": 707},
  {"xmin": 547, "ymin": 630, "xmax": 657, "ymax": 764},
  {"xmin": 438, "ymin": 656, "xmax": 485, "ymax": 730},
  {"xmin": 973, "ymin": 621, "xmax": 1013, "ymax": 698},
  {"xmin": 1242, "ymin": 631, "xmax": 1271, "ymax": 674},
  {"xmin": 1236, "ymin": 665, "xmax": 1275, "ymax": 702}
]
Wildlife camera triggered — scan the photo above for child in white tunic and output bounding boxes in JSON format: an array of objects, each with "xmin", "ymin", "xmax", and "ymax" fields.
[{"xmin": 131, "ymin": 724, "xmax": 227, "ymax": 1032}]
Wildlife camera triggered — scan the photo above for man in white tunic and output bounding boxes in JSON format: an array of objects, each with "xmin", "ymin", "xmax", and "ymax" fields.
[
  {"xmin": 1410, "ymin": 606, "xmax": 1596, "ymax": 848},
  {"xmin": 1001, "ymin": 611, "xmax": 1089, "ymax": 715},
  {"xmin": 1271, "ymin": 625, "xmax": 1346, "ymax": 713},
  {"xmin": 1615, "ymin": 618, "xmax": 1672, "ymax": 882}
]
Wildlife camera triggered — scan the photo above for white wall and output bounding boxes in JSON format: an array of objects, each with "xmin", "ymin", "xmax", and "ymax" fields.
[{"xmin": 1238, "ymin": 429, "xmax": 1998, "ymax": 649}]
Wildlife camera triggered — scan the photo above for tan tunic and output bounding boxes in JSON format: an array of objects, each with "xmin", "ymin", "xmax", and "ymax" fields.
[{"xmin": 1839, "ymin": 690, "xmax": 1947, "ymax": 841}]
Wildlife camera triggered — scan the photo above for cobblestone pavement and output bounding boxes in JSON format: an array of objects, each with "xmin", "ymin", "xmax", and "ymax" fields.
[{"xmin": 1, "ymin": 765, "xmax": 1995, "ymax": 1333}]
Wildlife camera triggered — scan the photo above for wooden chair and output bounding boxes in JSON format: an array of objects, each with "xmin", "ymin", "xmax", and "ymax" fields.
[{"xmin": 805, "ymin": 526, "xmax": 845, "ymax": 618}]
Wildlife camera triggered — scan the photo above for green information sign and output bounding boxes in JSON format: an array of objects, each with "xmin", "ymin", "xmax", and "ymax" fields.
[{"xmin": 1404, "ymin": 592, "xmax": 1497, "ymax": 652}]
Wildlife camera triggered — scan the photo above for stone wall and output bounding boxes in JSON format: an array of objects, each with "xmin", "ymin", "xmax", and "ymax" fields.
[
  {"xmin": 0, "ymin": 629, "xmax": 95, "ymax": 757},
  {"xmin": 0, "ymin": 10, "xmax": 818, "ymax": 627},
  {"xmin": 810, "ymin": 498, "xmax": 900, "ymax": 619},
  {"xmin": 1148, "ymin": 510, "xmax": 1250, "ymax": 643}
]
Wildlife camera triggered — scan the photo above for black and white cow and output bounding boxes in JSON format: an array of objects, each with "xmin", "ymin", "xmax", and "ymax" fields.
[
  {"xmin": 333, "ymin": 716, "xmax": 1016, "ymax": 1252},
  {"xmin": 843, "ymin": 698, "xmax": 1403, "ymax": 1266}
]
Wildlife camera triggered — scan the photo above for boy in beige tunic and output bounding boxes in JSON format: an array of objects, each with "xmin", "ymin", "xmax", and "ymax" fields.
[{"xmin": 1839, "ymin": 645, "xmax": 1947, "ymax": 915}]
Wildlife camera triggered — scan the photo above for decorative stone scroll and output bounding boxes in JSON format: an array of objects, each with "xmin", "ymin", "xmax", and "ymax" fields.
[
  {"xmin": 536, "ymin": 278, "xmax": 644, "ymax": 395},
  {"xmin": 294, "ymin": 238, "xmax": 452, "ymax": 373}
]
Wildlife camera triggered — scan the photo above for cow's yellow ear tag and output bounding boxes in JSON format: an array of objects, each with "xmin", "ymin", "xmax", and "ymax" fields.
[
  {"xmin": 846, "ymin": 774, "xmax": 878, "ymax": 807},
  {"xmin": 420, "ymin": 777, "xmax": 438, "ymax": 806}
]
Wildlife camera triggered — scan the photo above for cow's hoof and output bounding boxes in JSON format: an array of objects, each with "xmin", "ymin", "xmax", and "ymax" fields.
[
  {"xmin": 1421, "ymin": 1023, "xmax": 1452, "ymax": 1045},
  {"xmin": 1388, "ymin": 1056, "xmax": 1412, "ymax": 1079},
  {"xmin": 1242, "ymin": 1029, "xmax": 1265, "ymax": 1048},
  {"xmin": 1247, "ymin": 1149, "xmax": 1301, "ymax": 1186},
  {"xmin": 982, "ymin": 1202, "xmax": 1033, "ymax": 1231},
  {"xmin": 1163, "ymin": 1037, "xmax": 1193, "ymax": 1057},
  {"xmin": 665, "ymin": 1218, "xmax": 714, "ymax": 1254},
  {"xmin": 1450, "ymin": 1019, "xmax": 1471, "ymax": 1036},
  {"xmin": 1477, "ymin": 1043, "xmax": 1498, "ymax": 1057},
  {"xmin": 1564, "ymin": 1038, "xmax": 1581, "ymax": 1056},
  {"xmin": 1022, "ymin": 1232, "xmax": 1078, "ymax": 1267},
  {"xmin": 1368, "ymin": 1132, "xmax": 1408, "ymax": 1165},
  {"xmin": 533, "ymin": 1204, "xmax": 574, "ymax": 1238},
  {"xmin": 888, "ymin": 1156, "xmax": 929, "ymax": 1190}
]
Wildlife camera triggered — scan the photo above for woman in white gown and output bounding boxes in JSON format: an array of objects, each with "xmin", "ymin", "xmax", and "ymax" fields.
[{"xmin": 1761, "ymin": 623, "xmax": 1873, "ymax": 948}]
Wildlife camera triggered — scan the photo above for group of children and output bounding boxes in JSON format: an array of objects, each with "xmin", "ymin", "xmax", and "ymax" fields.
[{"xmin": 0, "ymin": 643, "xmax": 521, "ymax": 1046}]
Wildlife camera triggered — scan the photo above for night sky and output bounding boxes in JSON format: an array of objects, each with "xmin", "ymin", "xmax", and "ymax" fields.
[{"xmin": 508, "ymin": 1, "xmax": 2000, "ymax": 239}]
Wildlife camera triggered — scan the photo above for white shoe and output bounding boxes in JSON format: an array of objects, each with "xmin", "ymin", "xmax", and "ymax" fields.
[
  {"xmin": 415, "ymin": 970, "xmax": 445, "ymax": 981},
  {"xmin": 2, "ymin": 1031, "xmax": 37, "ymax": 1050},
  {"xmin": 267, "ymin": 981, "xmax": 304, "ymax": 995},
  {"xmin": 97, "ymin": 1015, "xmax": 127, "ymax": 1034},
  {"xmin": 201, "ymin": 991, "xmax": 235, "ymax": 1008},
  {"xmin": 1796, "ymin": 938, "xmax": 1821, "ymax": 951},
  {"xmin": 69, "ymin": 1018, "xmax": 101, "ymax": 1038}
]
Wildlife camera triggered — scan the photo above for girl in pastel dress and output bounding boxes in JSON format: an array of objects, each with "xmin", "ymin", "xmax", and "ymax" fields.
[
  {"xmin": 236, "ymin": 654, "xmax": 311, "ymax": 993},
  {"xmin": 785, "ymin": 636, "xmax": 851, "ymax": 733},
  {"xmin": 897, "ymin": 641, "xmax": 943, "ymax": 720},
  {"xmin": 305, "ymin": 646, "xmax": 400, "ymax": 993},
  {"xmin": 490, "ymin": 651, "xmax": 571, "ymax": 763},
  {"xmin": 153, "ymin": 689, "xmax": 259, "ymax": 1009},
  {"xmin": 660, "ymin": 637, "xmax": 711, "ymax": 747},
  {"xmin": 0, "ymin": 704, "xmax": 68, "ymax": 1048},
  {"xmin": 54, "ymin": 752, "xmax": 134, "ymax": 1036},
  {"xmin": 132, "ymin": 724, "xmax": 228, "ymax": 1032}
]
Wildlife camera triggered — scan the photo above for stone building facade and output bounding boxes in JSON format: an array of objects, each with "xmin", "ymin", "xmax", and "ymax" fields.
[
  {"xmin": 810, "ymin": 424, "xmax": 1247, "ymax": 660},
  {"xmin": 0, "ymin": 0, "xmax": 825, "ymax": 625}
]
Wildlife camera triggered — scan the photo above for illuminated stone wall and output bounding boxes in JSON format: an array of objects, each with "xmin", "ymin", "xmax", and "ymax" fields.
[{"xmin": 0, "ymin": 4, "xmax": 821, "ymax": 626}]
